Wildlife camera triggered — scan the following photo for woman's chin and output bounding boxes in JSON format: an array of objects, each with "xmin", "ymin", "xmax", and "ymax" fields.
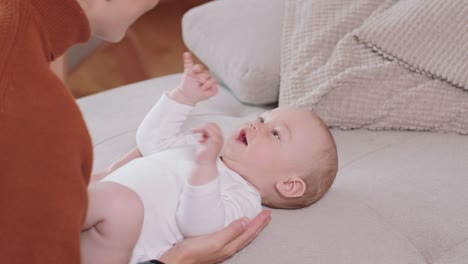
[{"xmin": 92, "ymin": 28, "xmax": 126, "ymax": 43}]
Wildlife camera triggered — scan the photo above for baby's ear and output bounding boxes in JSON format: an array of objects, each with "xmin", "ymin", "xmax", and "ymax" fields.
[{"xmin": 275, "ymin": 176, "xmax": 306, "ymax": 198}]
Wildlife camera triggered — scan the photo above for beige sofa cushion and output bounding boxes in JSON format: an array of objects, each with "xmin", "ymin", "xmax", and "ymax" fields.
[
  {"xmin": 182, "ymin": 0, "xmax": 284, "ymax": 105},
  {"xmin": 280, "ymin": 0, "xmax": 468, "ymax": 134},
  {"xmin": 78, "ymin": 74, "xmax": 468, "ymax": 263}
]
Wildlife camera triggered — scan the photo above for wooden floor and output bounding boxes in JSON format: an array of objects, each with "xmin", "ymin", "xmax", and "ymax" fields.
[{"xmin": 67, "ymin": 0, "xmax": 210, "ymax": 98}]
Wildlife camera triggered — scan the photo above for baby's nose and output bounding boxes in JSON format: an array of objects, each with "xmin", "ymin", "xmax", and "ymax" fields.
[{"xmin": 250, "ymin": 123, "xmax": 257, "ymax": 130}]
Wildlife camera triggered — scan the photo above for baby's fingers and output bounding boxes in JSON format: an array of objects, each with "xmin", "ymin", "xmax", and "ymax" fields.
[
  {"xmin": 192, "ymin": 127, "xmax": 208, "ymax": 143},
  {"xmin": 193, "ymin": 64, "xmax": 204, "ymax": 73},
  {"xmin": 192, "ymin": 123, "xmax": 221, "ymax": 142},
  {"xmin": 198, "ymin": 71, "xmax": 211, "ymax": 84},
  {"xmin": 201, "ymin": 77, "xmax": 218, "ymax": 92},
  {"xmin": 191, "ymin": 124, "xmax": 208, "ymax": 134},
  {"xmin": 183, "ymin": 52, "xmax": 194, "ymax": 70}
]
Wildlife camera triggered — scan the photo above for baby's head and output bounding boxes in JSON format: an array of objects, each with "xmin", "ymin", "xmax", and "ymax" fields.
[{"xmin": 221, "ymin": 106, "xmax": 338, "ymax": 209}]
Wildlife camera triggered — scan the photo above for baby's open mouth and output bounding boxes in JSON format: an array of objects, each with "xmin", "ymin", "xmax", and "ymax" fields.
[{"xmin": 237, "ymin": 130, "xmax": 248, "ymax": 146}]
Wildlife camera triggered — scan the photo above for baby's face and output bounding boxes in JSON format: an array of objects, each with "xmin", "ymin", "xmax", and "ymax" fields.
[{"xmin": 222, "ymin": 107, "xmax": 329, "ymax": 197}]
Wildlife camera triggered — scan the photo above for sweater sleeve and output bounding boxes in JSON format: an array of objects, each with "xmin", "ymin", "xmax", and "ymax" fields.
[
  {"xmin": 136, "ymin": 93, "xmax": 198, "ymax": 156},
  {"xmin": 175, "ymin": 178, "xmax": 262, "ymax": 237},
  {"xmin": 0, "ymin": 1, "xmax": 92, "ymax": 264}
]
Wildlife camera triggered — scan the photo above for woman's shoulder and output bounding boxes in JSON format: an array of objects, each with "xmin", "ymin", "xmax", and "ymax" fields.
[
  {"xmin": 0, "ymin": 0, "xmax": 35, "ymax": 66},
  {"xmin": 0, "ymin": 1, "xmax": 19, "ymax": 53}
]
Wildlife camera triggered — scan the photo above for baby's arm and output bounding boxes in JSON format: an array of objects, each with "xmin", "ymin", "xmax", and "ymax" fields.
[
  {"xmin": 136, "ymin": 94, "xmax": 197, "ymax": 156},
  {"xmin": 136, "ymin": 52, "xmax": 218, "ymax": 156},
  {"xmin": 176, "ymin": 182, "xmax": 262, "ymax": 237},
  {"xmin": 175, "ymin": 123, "xmax": 262, "ymax": 237}
]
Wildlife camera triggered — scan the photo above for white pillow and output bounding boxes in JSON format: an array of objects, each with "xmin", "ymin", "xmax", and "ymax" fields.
[{"xmin": 182, "ymin": 0, "xmax": 284, "ymax": 105}]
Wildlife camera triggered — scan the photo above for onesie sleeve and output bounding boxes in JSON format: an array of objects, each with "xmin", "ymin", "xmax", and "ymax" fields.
[
  {"xmin": 175, "ymin": 178, "xmax": 262, "ymax": 237},
  {"xmin": 136, "ymin": 93, "xmax": 198, "ymax": 156}
]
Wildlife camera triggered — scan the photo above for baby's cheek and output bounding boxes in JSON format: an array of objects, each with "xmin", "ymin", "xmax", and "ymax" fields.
[{"xmin": 251, "ymin": 146, "xmax": 281, "ymax": 165}]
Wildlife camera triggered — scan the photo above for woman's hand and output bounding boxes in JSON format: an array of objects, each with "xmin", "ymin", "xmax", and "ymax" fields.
[{"xmin": 160, "ymin": 210, "xmax": 272, "ymax": 264}]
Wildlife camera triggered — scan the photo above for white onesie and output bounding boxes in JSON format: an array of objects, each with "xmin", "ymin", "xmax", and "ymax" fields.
[{"xmin": 101, "ymin": 94, "xmax": 262, "ymax": 263}]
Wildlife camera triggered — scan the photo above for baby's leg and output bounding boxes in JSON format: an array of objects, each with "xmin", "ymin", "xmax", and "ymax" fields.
[{"xmin": 81, "ymin": 182, "xmax": 144, "ymax": 264}]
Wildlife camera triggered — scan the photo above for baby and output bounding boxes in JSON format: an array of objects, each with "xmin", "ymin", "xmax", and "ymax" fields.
[{"xmin": 81, "ymin": 53, "xmax": 338, "ymax": 264}]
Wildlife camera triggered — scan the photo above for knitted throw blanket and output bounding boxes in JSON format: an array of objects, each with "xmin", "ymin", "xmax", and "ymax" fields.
[{"xmin": 280, "ymin": 0, "xmax": 468, "ymax": 134}]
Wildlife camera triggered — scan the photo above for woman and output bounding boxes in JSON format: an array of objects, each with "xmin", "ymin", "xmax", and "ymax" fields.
[{"xmin": 0, "ymin": 0, "xmax": 270, "ymax": 263}]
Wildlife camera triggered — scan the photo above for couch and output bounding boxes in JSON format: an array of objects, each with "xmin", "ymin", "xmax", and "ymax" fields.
[{"xmin": 77, "ymin": 0, "xmax": 468, "ymax": 263}]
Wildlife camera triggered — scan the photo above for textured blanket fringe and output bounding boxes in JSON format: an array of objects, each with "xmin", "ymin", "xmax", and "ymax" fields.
[{"xmin": 356, "ymin": 37, "xmax": 465, "ymax": 90}]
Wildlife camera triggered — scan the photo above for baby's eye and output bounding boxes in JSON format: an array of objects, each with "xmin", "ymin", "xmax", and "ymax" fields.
[
  {"xmin": 258, "ymin": 117, "xmax": 265, "ymax": 123},
  {"xmin": 271, "ymin": 130, "xmax": 280, "ymax": 139}
]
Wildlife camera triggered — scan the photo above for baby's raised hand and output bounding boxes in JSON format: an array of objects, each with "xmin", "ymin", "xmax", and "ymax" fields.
[
  {"xmin": 192, "ymin": 123, "xmax": 224, "ymax": 166},
  {"xmin": 170, "ymin": 52, "xmax": 218, "ymax": 106}
]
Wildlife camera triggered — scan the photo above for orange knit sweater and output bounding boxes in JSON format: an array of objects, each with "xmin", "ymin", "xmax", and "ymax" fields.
[{"xmin": 0, "ymin": 0, "xmax": 92, "ymax": 263}]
